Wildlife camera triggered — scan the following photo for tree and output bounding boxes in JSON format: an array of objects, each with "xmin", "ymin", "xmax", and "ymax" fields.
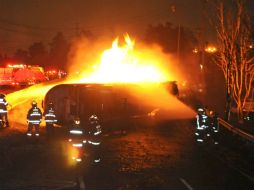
[
  {"xmin": 145, "ymin": 22, "xmax": 197, "ymax": 55},
  {"xmin": 48, "ymin": 32, "xmax": 70, "ymax": 70},
  {"xmin": 214, "ymin": 0, "xmax": 254, "ymax": 122},
  {"xmin": 13, "ymin": 48, "xmax": 29, "ymax": 62},
  {"xmin": 28, "ymin": 42, "xmax": 48, "ymax": 67}
]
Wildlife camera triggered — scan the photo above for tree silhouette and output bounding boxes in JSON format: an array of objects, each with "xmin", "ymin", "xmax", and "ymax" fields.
[
  {"xmin": 13, "ymin": 48, "xmax": 29, "ymax": 63},
  {"xmin": 48, "ymin": 32, "xmax": 70, "ymax": 70},
  {"xmin": 145, "ymin": 22, "xmax": 197, "ymax": 55},
  {"xmin": 28, "ymin": 42, "xmax": 47, "ymax": 67},
  {"xmin": 213, "ymin": 0, "xmax": 254, "ymax": 122}
]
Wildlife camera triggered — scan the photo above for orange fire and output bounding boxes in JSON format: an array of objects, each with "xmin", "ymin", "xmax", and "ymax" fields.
[{"xmin": 74, "ymin": 34, "xmax": 170, "ymax": 84}]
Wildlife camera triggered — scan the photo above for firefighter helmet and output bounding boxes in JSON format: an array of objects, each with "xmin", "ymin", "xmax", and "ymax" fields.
[
  {"xmin": 73, "ymin": 116, "xmax": 80, "ymax": 125},
  {"xmin": 0, "ymin": 94, "xmax": 6, "ymax": 98},
  {"xmin": 32, "ymin": 101, "xmax": 37, "ymax": 107},
  {"xmin": 89, "ymin": 114, "xmax": 99, "ymax": 123},
  {"xmin": 197, "ymin": 107, "xmax": 205, "ymax": 114},
  {"xmin": 48, "ymin": 102, "xmax": 54, "ymax": 108}
]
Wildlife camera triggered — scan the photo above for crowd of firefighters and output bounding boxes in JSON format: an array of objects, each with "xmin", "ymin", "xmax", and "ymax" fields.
[
  {"xmin": 0, "ymin": 93, "xmax": 102, "ymax": 164},
  {"xmin": 0, "ymin": 92, "xmax": 222, "ymax": 190},
  {"xmin": 1, "ymin": 91, "xmax": 221, "ymax": 163},
  {"xmin": 1, "ymin": 92, "xmax": 219, "ymax": 143},
  {"xmin": 195, "ymin": 107, "xmax": 220, "ymax": 145}
]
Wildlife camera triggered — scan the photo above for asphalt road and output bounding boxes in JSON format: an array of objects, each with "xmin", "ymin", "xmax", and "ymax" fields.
[
  {"xmin": 0, "ymin": 115, "xmax": 253, "ymax": 190},
  {"xmin": 1, "ymin": 84, "xmax": 254, "ymax": 189}
]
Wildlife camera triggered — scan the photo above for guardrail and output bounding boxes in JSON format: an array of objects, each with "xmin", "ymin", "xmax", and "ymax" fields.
[{"xmin": 218, "ymin": 118, "xmax": 254, "ymax": 143}]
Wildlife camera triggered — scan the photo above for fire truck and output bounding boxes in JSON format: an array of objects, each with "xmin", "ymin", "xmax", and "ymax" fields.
[{"xmin": 0, "ymin": 64, "xmax": 47, "ymax": 86}]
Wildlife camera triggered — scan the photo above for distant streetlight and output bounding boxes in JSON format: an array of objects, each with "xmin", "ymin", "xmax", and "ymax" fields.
[
  {"xmin": 205, "ymin": 46, "xmax": 217, "ymax": 53},
  {"xmin": 192, "ymin": 46, "xmax": 217, "ymax": 54},
  {"xmin": 193, "ymin": 48, "xmax": 199, "ymax": 53}
]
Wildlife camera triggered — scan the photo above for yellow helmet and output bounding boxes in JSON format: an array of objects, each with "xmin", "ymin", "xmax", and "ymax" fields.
[{"xmin": 32, "ymin": 101, "xmax": 37, "ymax": 107}]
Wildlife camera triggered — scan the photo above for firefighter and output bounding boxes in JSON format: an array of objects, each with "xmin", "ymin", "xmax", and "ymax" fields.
[
  {"xmin": 43, "ymin": 102, "xmax": 57, "ymax": 137},
  {"xmin": 210, "ymin": 111, "xmax": 219, "ymax": 145},
  {"xmin": 68, "ymin": 116, "xmax": 84, "ymax": 141},
  {"xmin": 27, "ymin": 101, "xmax": 42, "ymax": 137},
  {"xmin": 68, "ymin": 117, "xmax": 85, "ymax": 162},
  {"xmin": 86, "ymin": 114, "xmax": 102, "ymax": 164},
  {"xmin": 0, "ymin": 94, "xmax": 9, "ymax": 128},
  {"xmin": 195, "ymin": 107, "xmax": 209, "ymax": 143}
]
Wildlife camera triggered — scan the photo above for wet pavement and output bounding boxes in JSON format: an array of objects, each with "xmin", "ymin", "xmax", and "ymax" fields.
[{"xmin": 0, "ymin": 116, "xmax": 253, "ymax": 190}]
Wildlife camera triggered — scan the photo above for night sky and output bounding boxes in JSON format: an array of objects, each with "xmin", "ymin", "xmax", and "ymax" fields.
[{"xmin": 0, "ymin": 0, "xmax": 253, "ymax": 54}]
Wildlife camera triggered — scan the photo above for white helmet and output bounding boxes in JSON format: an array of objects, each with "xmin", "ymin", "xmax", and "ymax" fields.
[
  {"xmin": 197, "ymin": 107, "xmax": 205, "ymax": 114},
  {"xmin": 89, "ymin": 115, "xmax": 98, "ymax": 122}
]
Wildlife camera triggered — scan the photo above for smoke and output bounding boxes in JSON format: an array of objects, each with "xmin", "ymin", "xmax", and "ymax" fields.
[
  {"xmin": 66, "ymin": 35, "xmax": 195, "ymax": 119},
  {"xmin": 67, "ymin": 36, "xmax": 111, "ymax": 77},
  {"xmin": 127, "ymin": 83, "xmax": 196, "ymax": 119},
  {"xmin": 131, "ymin": 41, "xmax": 185, "ymax": 82},
  {"xmin": 5, "ymin": 35, "xmax": 196, "ymax": 127},
  {"xmin": 66, "ymin": 35, "xmax": 185, "ymax": 82}
]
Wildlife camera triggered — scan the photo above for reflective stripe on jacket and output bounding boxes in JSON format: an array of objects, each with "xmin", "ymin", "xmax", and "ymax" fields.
[
  {"xmin": 27, "ymin": 107, "xmax": 42, "ymax": 123},
  {"xmin": 44, "ymin": 108, "xmax": 57, "ymax": 124},
  {"xmin": 87, "ymin": 123, "xmax": 102, "ymax": 145},
  {"xmin": 0, "ymin": 98, "xmax": 8, "ymax": 112}
]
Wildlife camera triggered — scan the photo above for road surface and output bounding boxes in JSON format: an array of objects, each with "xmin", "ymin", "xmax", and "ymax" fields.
[{"xmin": 0, "ymin": 114, "xmax": 253, "ymax": 190}]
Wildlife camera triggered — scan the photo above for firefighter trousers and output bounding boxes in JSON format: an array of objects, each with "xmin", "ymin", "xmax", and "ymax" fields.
[{"xmin": 27, "ymin": 123, "xmax": 40, "ymax": 136}]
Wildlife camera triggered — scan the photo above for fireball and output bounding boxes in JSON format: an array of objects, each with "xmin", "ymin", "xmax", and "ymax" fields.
[{"xmin": 75, "ymin": 34, "xmax": 170, "ymax": 84}]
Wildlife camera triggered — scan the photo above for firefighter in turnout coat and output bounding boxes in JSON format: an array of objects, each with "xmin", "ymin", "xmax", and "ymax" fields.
[
  {"xmin": 27, "ymin": 101, "xmax": 42, "ymax": 137},
  {"xmin": 86, "ymin": 114, "xmax": 102, "ymax": 164},
  {"xmin": 68, "ymin": 117, "xmax": 85, "ymax": 162},
  {"xmin": 43, "ymin": 102, "xmax": 57, "ymax": 137},
  {"xmin": 195, "ymin": 107, "xmax": 209, "ymax": 143},
  {"xmin": 0, "ymin": 94, "xmax": 9, "ymax": 128}
]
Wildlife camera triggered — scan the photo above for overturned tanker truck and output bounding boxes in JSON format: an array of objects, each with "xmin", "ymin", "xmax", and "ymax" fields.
[
  {"xmin": 43, "ymin": 82, "xmax": 178, "ymax": 126},
  {"xmin": 44, "ymin": 83, "xmax": 150, "ymax": 125}
]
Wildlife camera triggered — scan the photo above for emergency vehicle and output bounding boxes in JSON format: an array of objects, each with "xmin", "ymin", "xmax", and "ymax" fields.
[{"xmin": 0, "ymin": 64, "xmax": 47, "ymax": 86}]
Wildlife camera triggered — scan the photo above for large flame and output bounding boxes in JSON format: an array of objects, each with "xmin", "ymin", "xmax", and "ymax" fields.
[
  {"xmin": 75, "ymin": 34, "xmax": 170, "ymax": 84},
  {"xmin": 4, "ymin": 34, "xmax": 196, "ymax": 130}
]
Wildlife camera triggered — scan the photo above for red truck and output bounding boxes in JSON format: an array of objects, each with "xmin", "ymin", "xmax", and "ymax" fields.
[{"xmin": 0, "ymin": 64, "xmax": 47, "ymax": 86}]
